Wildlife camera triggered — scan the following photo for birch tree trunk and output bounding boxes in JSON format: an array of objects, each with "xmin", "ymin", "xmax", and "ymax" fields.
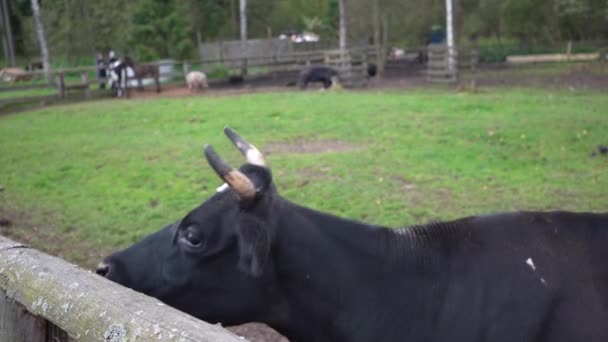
[
  {"xmin": 445, "ymin": 0, "xmax": 455, "ymax": 73},
  {"xmin": 339, "ymin": 0, "xmax": 346, "ymax": 51},
  {"xmin": 239, "ymin": 0, "xmax": 247, "ymax": 76},
  {"xmin": 1, "ymin": 0, "xmax": 15, "ymax": 66},
  {"xmin": 0, "ymin": 5, "xmax": 9, "ymax": 64},
  {"xmin": 31, "ymin": 0, "xmax": 52, "ymax": 83}
]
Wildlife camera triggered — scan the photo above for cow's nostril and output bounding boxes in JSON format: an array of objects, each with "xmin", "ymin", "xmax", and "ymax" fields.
[{"xmin": 96, "ymin": 262, "xmax": 110, "ymax": 277}]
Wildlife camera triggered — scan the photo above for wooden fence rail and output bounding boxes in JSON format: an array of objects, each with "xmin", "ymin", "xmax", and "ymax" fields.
[{"xmin": 0, "ymin": 235, "xmax": 246, "ymax": 342}]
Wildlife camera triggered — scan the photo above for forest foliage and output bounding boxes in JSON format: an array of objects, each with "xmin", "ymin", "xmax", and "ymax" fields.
[{"xmin": 4, "ymin": 0, "xmax": 608, "ymax": 64}]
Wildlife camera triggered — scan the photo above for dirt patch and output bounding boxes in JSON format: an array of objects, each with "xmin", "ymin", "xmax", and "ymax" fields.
[
  {"xmin": 95, "ymin": 65, "xmax": 432, "ymax": 103},
  {"xmin": 393, "ymin": 175, "xmax": 417, "ymax": 190},
  {"xmin": 122, "ymin": 63, "xmax": 608, "ymax": 100},
  {"xmin": 464, "ymin": 63, "xmax": 608, "ymax": 90},
  {"xmin": 285, "ymin": 166, "xmax": 339, "ymax": 188},
  {"xmin": 296, "ymin": 166, "xmax": 333, "ymax": 179},
  {"xmin": 265, "ymin": 139, "xmax": 360, "ymax": 154},
  {"xmin": 126, "ymin": 83, "xmax": 292, "ymax": 100}
]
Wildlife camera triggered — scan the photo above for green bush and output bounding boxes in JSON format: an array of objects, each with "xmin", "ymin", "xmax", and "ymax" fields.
[{"xmin": 206, "ymin": 66, "xmax": 230, "ymax": 79}]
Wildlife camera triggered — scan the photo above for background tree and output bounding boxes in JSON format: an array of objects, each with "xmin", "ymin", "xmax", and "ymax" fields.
[
  {"xmin": 240, "ymin": 0, "xmax": 247, "ymax": 75},
  {"xmin": 322, "ymin": 0, "xmax": 340, "ymax": 39},
  {"xmin": 338, "ymin": 0, "xmax": 346, "ymax": 49},
  {"xmin": 0, "ymin": 0, "xmax": 16, "ymax": 66},
  {"xmin": 30, "ymin": 0, "xmax": 50, "ymax": 82},
  {"xmin": 129, "ymin": 0, "xmax": 193, "ymax": 61},
  {"xmin": 3, "ymin": 0, "xmax": 608, "ymax": 66}
]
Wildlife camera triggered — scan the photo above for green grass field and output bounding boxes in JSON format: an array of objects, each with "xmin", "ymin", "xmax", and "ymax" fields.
[{"xmin": 1, "ymin": 88, "xmax": 607, "ymax": 267}]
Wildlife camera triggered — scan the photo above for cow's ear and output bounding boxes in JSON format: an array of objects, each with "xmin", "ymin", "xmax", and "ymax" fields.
[
  {"xmin": 236, "ymin": 215, "xmax": 270, "ymax": 277},
  {"xmin": 239, "ymin": 164, "xmax": 273, "ymax": 199}
]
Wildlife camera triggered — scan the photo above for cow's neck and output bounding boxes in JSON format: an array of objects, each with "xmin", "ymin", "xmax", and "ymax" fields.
[{"xmin": 265, "ymin": 199, "xmax": 459, "ymax": 342}]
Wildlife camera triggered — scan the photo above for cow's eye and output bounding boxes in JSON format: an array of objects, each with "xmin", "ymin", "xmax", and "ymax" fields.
[
  {"xmin": 180, "ymin": 226, "xmax": 204, "ymax": 250},
  {"xmin": 185, "ymin": 231, "xmax": 202, "ymax": 246}
]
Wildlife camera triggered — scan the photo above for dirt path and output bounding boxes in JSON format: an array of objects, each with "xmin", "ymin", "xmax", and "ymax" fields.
[
  {"xmin": 117, "ymin": 62, "xmax": 608, "ymax": 102},
  {"xmin": 126, "ymin": 84, "xmax": 293, "ymax": 99}
]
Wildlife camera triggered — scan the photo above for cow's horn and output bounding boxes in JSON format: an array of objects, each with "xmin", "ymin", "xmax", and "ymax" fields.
[
  {"xmin": 204, "ymin": 144, "xmax": 256, "ymax": 199},
  {"xmin": 224, "ymin": 127, "xmax": 266, "ymax": 167}
]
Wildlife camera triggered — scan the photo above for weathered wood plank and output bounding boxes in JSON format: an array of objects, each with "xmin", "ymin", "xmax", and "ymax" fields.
[
  {"xmin": 0, "ymin": 236, "xmax": 247, "ymax": 342},
  {"xmin": 0, "ymin": 289, "xmax": 46, "ymax": 342},
  {"xmin": 506, "ymin": 53, "xmax": 600, "ymax": 64}
]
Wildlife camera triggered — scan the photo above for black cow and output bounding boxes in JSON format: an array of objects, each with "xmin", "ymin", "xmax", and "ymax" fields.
[
  {"xmin": 297, "ymin": 65, "xmax": 339, "ymax": 89},
  {"xmin": 229, "ymin": 75, "xmax": 245, "ymax": 85},
  {"xmin": 367, "ymin": 63, "xmax": 377, "ymax": 77},
  {"xmin": 98, "ymin": 128, "xmax": 608, "ymax": 342}
]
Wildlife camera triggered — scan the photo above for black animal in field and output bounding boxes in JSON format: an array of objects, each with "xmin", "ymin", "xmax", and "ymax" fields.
[
  {"xmin": 367, "ymin": 63, "xmax": 377, "ymax": 77},
  {"xmin": 229, "ymin": 75, "xmax": 244, "ymax": 85},
  {"xmin": 297, "ymin": 65, "xmax": 339, "ymax": 89},
  {"xmin": 98, "ymin": 128, "xmax": 608, "ymax": 342}
]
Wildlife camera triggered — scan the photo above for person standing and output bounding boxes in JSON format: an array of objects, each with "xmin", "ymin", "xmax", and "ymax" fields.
[{"xmin": 96, "ymin": 52, "xmax": 107, "ymax": 89}]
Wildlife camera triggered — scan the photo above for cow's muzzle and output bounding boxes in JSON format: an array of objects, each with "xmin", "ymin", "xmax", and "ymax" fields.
[{"xmin": 96, "ymin": 262, "xmax": 110, "ymax": 277}]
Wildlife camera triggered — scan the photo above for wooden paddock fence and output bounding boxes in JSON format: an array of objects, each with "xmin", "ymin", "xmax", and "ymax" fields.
[
  {"xmin": 0, "ymin": 45, "xmax": 378, "ymax": 109},
  {"xmin": 0, "ymin": 235, "xmax": 246, "ymax": 342},
  {"xmin": 426, "ymin": 44, "xmax": 458, "ymax": 83},
  {"xmin": 0, "ymin": 66, "xmax": 110, "ymax": 109},
  {"xmin": 426, "ymin": 44, "xmax": 480, "ymax": 84},
  {"xmin": 324, "ymin": 49, "xmax": 371, "ymax": 88},
  {"xmin": 186, "ymin": 45, "xmax": 377, "ymax": 88}
]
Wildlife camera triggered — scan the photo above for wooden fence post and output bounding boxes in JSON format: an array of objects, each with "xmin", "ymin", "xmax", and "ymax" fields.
[
  {"xmin": 57, "ymin": 72, "xmax": 65, "ymax": 98},
  {"xmin": 183, "ymin": 62, "xmax": 190, "ymax": 77},
  {"xmin": 81, "ymin": 72, "xmax": 90, "ymax": 98},
  {"xmin": 469, "ymin": 47, "xmax": 479, "ymax": 89},
  {"xmin": 125, "ymin": 74, "xmax": 131, "ymax": 99},
  {"xmin": 0, "ymin": 291, "xmax": 47, "ymax": 342}
]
